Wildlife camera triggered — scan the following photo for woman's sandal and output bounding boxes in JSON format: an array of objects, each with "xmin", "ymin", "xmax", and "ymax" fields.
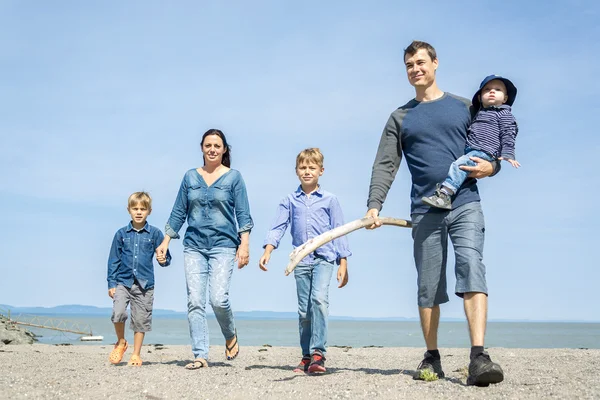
[
  {"xmin": 108, "ymin": 341, "xmax": 128, "ymax": 364},
  {"xmin": 225, "ymin": 332, "xmax": 239, "ymax": 361},
  {"xmin": 127, "ymin": 354, "xmax": 143, "ymax": 367},
  {"xmin": 185, "ymin": 358, "xmax": 208, "ymax": 370}
]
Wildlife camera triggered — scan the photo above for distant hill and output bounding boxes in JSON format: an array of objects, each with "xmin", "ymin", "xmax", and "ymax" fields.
[
  {"xmin": 0, "ymin": 304, "xmax": 419, "ymax": 321},
  {"xmin": 0, "ymin": 304, "xmax": 184, "ymax": 317}
]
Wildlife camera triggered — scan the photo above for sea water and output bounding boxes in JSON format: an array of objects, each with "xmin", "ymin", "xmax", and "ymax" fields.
[{"xmin": 23, "ymin": 315, "xmax": 600, "ymax": 349}]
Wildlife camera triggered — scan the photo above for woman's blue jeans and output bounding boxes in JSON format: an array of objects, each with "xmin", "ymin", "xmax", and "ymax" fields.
[{"xmin": 184, "ymin": 247, "xmax": 236, "ymax": 359}]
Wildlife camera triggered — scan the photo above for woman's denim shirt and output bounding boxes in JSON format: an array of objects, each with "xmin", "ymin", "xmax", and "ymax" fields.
[{"xmin": 166, "ymin": 168, "xmax": 253, "ymax": 250}]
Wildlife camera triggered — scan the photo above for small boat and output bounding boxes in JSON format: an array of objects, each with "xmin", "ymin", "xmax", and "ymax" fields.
[{"xmin": 80, "ymin": 336, "xmax": 104, "ymax": 341}]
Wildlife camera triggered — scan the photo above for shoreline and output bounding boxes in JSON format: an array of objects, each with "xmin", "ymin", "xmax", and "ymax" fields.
[{"xmin": 1, "ymin": 344, "xmax": 598, "ymax": 399}]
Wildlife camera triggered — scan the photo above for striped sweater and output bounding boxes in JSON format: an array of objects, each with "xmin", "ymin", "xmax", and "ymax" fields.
[{"xmin": 466, "ymin": 105, "xmax": 518, "ymax": 160}]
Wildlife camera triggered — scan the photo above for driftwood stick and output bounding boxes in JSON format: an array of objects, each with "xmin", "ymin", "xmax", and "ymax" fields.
[{"xmin": 284, "ymin": 216, "xmax": 412, "ymax": 276}]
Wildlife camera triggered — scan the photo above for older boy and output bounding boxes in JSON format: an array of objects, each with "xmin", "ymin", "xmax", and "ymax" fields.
[
  {"xmin": 107, "ymin": 192, "xmax": 171, "ymax": 366},
  {"xmin": 259, "ymin": 148, "xmax": 351, "ymax": 373}
]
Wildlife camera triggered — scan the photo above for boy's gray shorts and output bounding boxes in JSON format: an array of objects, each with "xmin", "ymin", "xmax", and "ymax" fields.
[
  {"xmin": 111, "ymin": 283, "xmax": 154, "ymax": 332},
  {"xmin": 411, "ymin": 201, "xmax": 488, "ymax": 308}
]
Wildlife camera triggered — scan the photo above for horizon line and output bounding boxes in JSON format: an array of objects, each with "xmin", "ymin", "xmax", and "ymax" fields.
[{"xmin": 1, "ymin": 304, "xmax": 598, "ymax": 324}]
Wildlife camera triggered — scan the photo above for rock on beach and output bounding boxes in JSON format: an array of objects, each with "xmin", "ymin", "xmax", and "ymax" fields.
[{"xmin": 0, "ymin": 317, "xmax": 36, "ymax": 345}]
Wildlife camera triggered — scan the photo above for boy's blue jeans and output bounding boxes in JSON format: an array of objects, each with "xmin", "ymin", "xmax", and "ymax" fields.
[
  {"xmin": 294, "ymin": 258, "xmax": 334, "ymax": 357},
  {"xmin": 184, "ymin": 247, "xmax": 237, "ymax": 360},
  {"xmin": 443, "ymin": 148, "xmax": 495, "ymax": 192}
]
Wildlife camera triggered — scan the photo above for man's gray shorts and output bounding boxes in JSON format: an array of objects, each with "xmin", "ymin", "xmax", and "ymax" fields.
[
  {"xmin": 411, "ymin": 201, "xmax": 488, "ymax": 308},
  {"xmin": 111, "ymin": 283, "xmax": 154, "ymax": 332}
]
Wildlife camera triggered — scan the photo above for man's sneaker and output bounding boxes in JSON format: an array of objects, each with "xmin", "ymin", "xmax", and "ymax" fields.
[
  {"xmin": 293, "ymin": 355, "xmax": 311, "ymax": 373},
  {"xmin": 307, "ymin": 353, "xmax": 326, "ymax": 373},
  {"xmin": 422, "ymin": 186, "xmax": 452, "ymax": 210},
  {"xmin": 467, "ymin": 352, "xmax": 504, "ymax": 387},
  {"xmin": 413, "ymin": 351, "xmax": 445, "ymax": 380}
]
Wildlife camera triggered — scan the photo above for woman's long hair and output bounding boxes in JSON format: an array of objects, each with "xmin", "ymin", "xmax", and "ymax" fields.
[{"xmin": 201, "ymin": 129, "xmax": 231, "ymax": 167}]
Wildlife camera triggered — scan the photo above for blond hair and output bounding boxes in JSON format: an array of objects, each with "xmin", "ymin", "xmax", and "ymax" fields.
[
  {"xmin": 127, "ymin": 192, "xmax": 152, "ymax": 209},
  {"xmin": 296, "ymin": 148, "xmax": 324, "ymax": 168}
]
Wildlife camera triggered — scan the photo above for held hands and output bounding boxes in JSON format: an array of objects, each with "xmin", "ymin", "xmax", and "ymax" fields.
[
  {"xmin": 108, "ymin": 288, "xmax": 116, "ymax": 299},
  {"xmin": 498, "ymin": 157, "xmax": 521, "ymax": 168},
  {"xmin": 156, "ymin": 250, "xmax": 167, "ymax": 264},
  {"xmin": 155, "ymin": 237, "xmax": 170, "ymax": 264},
  {"xmin": 459, "ymin": 157, "xmax": 494, "ymax": 178},
  {"xmin": 365, "ymin": 208, "xmax": 382, "ymax": 230}
]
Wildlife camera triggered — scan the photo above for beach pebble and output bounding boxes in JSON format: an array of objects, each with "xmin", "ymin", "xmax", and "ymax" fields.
[{"xmin": 0, "ymin": 345, "xmax": 598, "ymax": 399}]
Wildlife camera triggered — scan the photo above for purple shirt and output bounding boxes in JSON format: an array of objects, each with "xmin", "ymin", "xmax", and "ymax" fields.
[{"xmin": 263, "ymin": 186, "xmax": 352, "ymax": 265}]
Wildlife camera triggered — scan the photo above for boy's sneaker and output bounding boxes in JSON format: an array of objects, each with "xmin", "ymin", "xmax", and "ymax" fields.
[
  {"xmin": 422, "ymin": 186, "xmax": 452, "ymax": 210},
  {"xmin": 293, "ymin": 355, "xmax": 311, "ymax": 373},
  {"xmin": 467, "ymin": 351, "xmax": 504, "ymax": 387},
  {"xmin": 413, "ymin": 351, "xmax": 445, "ymax": 380},
  {"xmin": 307, "ymin": 352, "xmax": 326, "ymax": 373}
]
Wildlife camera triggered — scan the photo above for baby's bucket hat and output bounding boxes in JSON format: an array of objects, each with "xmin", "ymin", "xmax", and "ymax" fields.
[{"xmin": 472, "ymin": 75, "xmax": 517, "ymax": 110}]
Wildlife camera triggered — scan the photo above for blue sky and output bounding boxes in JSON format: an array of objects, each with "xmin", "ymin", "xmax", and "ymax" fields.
[{"xmin": 1, "ymin": 1, "xmax": 598, "ymax": 322}]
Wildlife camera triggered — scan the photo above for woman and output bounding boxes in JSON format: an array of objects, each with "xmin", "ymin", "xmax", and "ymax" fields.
[{"xmin": 156, "ymin": 129, "xmax": 253, "ymax": 369}]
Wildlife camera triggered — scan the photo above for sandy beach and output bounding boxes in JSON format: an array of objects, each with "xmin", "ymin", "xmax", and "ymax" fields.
[{"xmin": 1, "ymin": 344, "xmax": 598, "ymax": 399}]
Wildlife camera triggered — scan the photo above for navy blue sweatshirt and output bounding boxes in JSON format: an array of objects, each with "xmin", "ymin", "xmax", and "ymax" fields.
[{"xmin": 368, "ymin": 93, "xmax": 481, "ymax": 215}]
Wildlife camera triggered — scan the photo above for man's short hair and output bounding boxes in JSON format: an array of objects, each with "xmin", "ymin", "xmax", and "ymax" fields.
[
  {"xmin": 296, "ymin": 148, "xmax": 324, "ymax": 169},
  {"xmin": 128, "ymin": 191, "xmax": 152, "ymax": 209},
  {"xmin": 403, "ymin": 40, "xmax": 437, "ymax": 62}
]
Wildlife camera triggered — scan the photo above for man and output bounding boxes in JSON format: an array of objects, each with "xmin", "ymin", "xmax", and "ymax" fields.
[{"xmin": 366, "ymin": 40, "xmax": 504, "ymax": 387}]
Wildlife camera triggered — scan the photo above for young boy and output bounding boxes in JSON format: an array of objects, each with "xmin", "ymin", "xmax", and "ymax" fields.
[
  {"xmin": 259, "ymin": 148, "xmax": 351, "ymax": 374},
  {"xmin": 107, "ymin": 192, "xmax": 171, "ymax": 366},
  {"xmin": 422, "ymin": 75, "xmax": 520, "ymax": 210}
]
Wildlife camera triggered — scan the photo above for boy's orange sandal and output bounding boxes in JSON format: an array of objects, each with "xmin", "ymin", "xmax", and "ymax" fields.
[
  {"xmin": 128, "ymin": 355, "xmax": 143, "ymax": 367},
  {"xmin": 108, "ymin": 341, "xmax": 128, "ymax": 364}
]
